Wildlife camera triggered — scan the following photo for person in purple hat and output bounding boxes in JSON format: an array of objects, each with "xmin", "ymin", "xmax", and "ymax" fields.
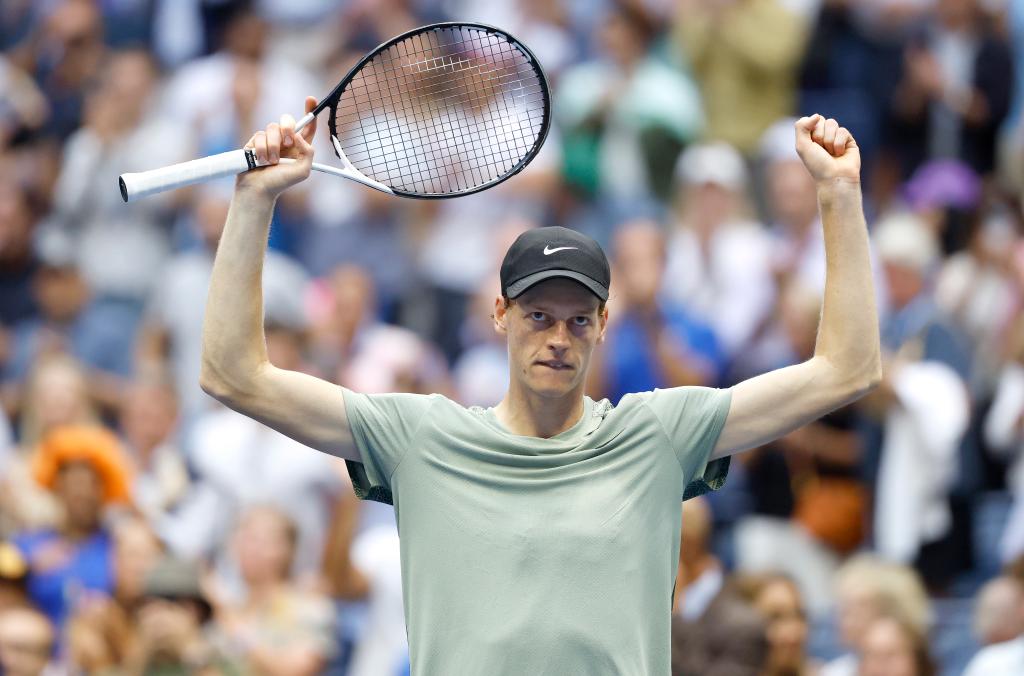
[{"xmin": 197, "ymin": 103, "xmax": 881, "ymax": 675}]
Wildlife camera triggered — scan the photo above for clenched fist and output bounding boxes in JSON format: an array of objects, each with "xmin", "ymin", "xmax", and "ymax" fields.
[{"xmin": 794, "ymin": 114, "xmax": 860, "ymax": 185}]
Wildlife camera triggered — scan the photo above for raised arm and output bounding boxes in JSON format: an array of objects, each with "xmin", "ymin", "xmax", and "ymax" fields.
[
  {"xmin": 711, "ymin": 115, "xmax": 882, "ymax": 459},
  {"xmin": 198, "ymin": 97, "xmax": 359, "ymax": 462}
]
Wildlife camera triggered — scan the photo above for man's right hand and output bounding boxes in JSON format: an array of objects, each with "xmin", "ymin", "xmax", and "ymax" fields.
[{"xmin": 236, "ymin": 95, "xmax": 319, "ymax": 199}]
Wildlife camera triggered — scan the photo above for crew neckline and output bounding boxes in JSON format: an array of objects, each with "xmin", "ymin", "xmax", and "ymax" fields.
[{"xmin": 479, "ymin": 396, "xmax": 595, "ymax": 441}]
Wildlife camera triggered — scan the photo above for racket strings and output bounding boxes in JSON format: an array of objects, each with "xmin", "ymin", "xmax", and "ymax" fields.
[{"xmin": 332, "ymin": 26, "xmax": 546, "ymax": 195}]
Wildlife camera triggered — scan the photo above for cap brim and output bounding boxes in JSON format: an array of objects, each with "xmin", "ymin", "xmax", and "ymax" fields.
[{"xmin": 505, "ymin": 270, "xmax": 608, "ymax": 301}]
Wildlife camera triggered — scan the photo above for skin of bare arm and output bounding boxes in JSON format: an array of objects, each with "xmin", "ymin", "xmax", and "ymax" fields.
[
  {"xmin": 198, "ymin": 96, "xmax": 359, "ymax": 462},
  {"xmin": 711, "ymin": 115, "xmax": 883, "ymax": 460}
]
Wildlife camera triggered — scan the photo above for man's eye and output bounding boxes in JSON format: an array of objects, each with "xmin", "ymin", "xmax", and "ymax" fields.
[
  {"xmin": 572, "ymin": 316, "xmax": 590, "ymax": 326},
  {"xmin": 531, "ymin": 312, "xmax": 546, "ymax": 321}
]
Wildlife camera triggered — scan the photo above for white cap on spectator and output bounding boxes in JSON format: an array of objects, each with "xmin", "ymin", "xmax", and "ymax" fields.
[
  {"xmin": 873, "ymin": 211, "xmax": 939, "ymax": 273},
  {"xmin": 759, "ymin": 117, "xmax": 801, "ymax": 164},
  {"xmin": 675, "ymin": 142, "xmax": 748, "ymax": 191}
]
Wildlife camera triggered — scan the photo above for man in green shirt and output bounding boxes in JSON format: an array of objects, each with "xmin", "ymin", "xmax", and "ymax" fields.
[{"xmin": 199, "ymin": 96, "xmax": 881, "ymax": 675}]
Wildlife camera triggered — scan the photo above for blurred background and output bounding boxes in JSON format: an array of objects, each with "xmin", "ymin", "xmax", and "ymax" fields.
[{"xmin": 1, "ymin": 0, "xmax": 1023, "ymax": 674}]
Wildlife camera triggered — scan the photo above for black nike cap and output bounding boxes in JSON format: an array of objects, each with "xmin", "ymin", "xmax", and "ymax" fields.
[{"xmin": 500, "ymin": 226, "xmax": 610, "ymax": 301}]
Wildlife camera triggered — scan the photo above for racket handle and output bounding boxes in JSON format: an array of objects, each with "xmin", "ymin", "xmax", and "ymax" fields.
[
  {"xmin": 294, "ymin": 111, "xmax": 315, "ymax": 133},
  {"xmin": 118, "ymin": 148, "xmax": 255, "ymax": 203}
]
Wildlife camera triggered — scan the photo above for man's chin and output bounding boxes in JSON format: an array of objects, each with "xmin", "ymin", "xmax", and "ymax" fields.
[{"xmin": 525, "ymin": 376, "xmax": 580, "ymax": 398}]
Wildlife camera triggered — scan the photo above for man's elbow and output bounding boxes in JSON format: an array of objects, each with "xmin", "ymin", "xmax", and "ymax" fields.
[
  {"xmin": 847, "ymin": 359, "xmax": 883, "ymax": 399},
  {"xmin": 199, "ymin": 361, "xmax": 232, "ymax": 402},
  {"xmin": 199, "ymin": 358, "xmax": 259, "ymax": 404},
  {"xmin": 821, "ymin": 353, "xmax": 882, "ymax": 402}
]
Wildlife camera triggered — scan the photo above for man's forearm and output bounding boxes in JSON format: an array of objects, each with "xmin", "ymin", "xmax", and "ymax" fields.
[
  {"xmin": 199, "ymin": 185, "xmax": 275, "ymax": 396},
  {"xmin": 813, "ymin": 179, "xmax": 882, "ymax": 391}
]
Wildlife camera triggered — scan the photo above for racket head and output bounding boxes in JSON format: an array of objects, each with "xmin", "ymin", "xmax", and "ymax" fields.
[{"xmin": 321, "ymin": 22, "xmax": 551, "ymax": 199}]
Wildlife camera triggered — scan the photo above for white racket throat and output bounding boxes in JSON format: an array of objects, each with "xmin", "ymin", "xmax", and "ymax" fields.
[
  {"xmin": 324, "ymin": 135, "xmax": 394, "ymax": 194},
  {"xmin": 260, "ymin": 136, "xmax": 393, "ymax": 195}
]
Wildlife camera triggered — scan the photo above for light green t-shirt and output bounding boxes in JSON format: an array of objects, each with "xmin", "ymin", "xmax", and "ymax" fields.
[{"xmin": 342, "ymin": 386, "xmax": 733, "ymax": 676}]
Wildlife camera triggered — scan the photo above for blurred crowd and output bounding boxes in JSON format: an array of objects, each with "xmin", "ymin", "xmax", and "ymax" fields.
[{"xmin": 1, "ymin": 0, "xmax": 1024, "ymax": 674}]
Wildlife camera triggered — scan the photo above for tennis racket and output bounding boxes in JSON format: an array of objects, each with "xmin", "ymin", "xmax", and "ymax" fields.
[{"xmin": 119, "ymin": 22, "xmax": 550, "ymax": 202}]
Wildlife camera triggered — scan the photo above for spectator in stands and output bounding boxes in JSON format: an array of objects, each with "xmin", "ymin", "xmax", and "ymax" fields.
[
  {"xmin": 737, "ymin": 574, "xmax": 818, "ymax": 676},
  {"xmin": 0, "ymin": 55, "xmax": 49, "ymax": 150},
  {"xmin": 2, "ymin": 231, "xmax": 134, "ymax": 414},
  {"xmin": 0, "ymin": 182, "xmax": 43, "ymax": 328},
  {"xmin": 963, "ymin": 570, "xmax": 1024, "ymax": 675},
  {"xmin": 860, "ymin": 212, "xmax": 971, "ymax": 587},
  {"xmin": 1, "ymin": 353, "xmax": 95, "ymax": 534},
  {"xmin": 885, "ymin": 0, "xmax": 1013, "ymax": 179},
  {"xmin": 672, "ymin": 497, "xmax": 723, "ymax": 621},
  {"xmin": 161, "ymin": 1, "xmax": 318, "ymax": 160},
  {"xmin": 736, "ymin": 283, "xmax": 866, "ymax": 616},
  {"xmin": 664, "ymin": 142, "xmax": 775, "ymax": 361},
  {"xmin": 557, "ymin": 3, "xmax": 702, "ymax": 203},
  {"xmin": 331, "ymin": 266, "xmax": 451, "ymax": 398},
  {"xmin": 165, "ymin": 337, "xmax": 343, "ymax": 585},
  {"xmin": 589, "ymin": 219, "xmax": 723, "ymax": 403},
  {"xmin": 323, "ymin": 485, "xmax": 406, "ymax": 676},
  {"xmin": 859, "ymin": 611, "xmax": 937, "ymax": 676},
  {"xmin": 208, "ymin": 506, "xmax": 335, "ymax": 676},
  {"xmin": 8, "ymin": 0, "xmax": 106, "ymax": 140},
  {"xmin": 13, "ymin": 425, "xmax": 132, "ymax": 631},
  {"xmin": 823, "ymin": 554, "xmax": 932, "ymax": 676},
  {"xmin": 62, "ymin": 517, "xmax": 163, "ymax": 674},
  {"xmin": 120, "ymin": 556, "xmax": 239, "ymax": 676},
  {"xmin": 984, "ymin": 319, "xmax": 1024, "ymax": 563},
  {"xmin": 972, "ymin": 575, "xmax": 1024, "ymax": 647},
  {"xmin": 672, "ymin": 587, "xmax": 769, "ymax": 676},
  {"xmin": 932, "ymin": 170, "xmax": 1017, "ymax": 389},
  {"xmin": 118, "ymin": 375, "xmax": 191, "ymax": 532},
  {"xmin": 0, "ymin": 605, "xmax": 59, "ymax": 676},
  {"xmin": 46, "ymin": 48, "xmax": 188, "ymax": 316},
  {"xmin": 673, "ymin": 0, "xmax": 808, "ymax": 155}
]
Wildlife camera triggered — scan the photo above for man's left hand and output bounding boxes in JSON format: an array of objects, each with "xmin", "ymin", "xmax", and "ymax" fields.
[{"xmin": 795, "ymin": 115, "xmax": 861, "ymax": 185}]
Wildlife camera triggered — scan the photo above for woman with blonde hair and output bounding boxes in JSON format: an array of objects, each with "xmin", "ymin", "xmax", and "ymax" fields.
[
  {"xmin": 823, "ymin": 555, "xmax": 931, "ymax": 676},
  {"xmin": 858, "ymin": 611, "xmax": 936, "ymax": 676}
]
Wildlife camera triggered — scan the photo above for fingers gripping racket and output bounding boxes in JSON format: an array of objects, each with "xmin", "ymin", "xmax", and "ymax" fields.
[{"xmin": 119, "ymin": 22, "xmax": 551, "ymax": 202}]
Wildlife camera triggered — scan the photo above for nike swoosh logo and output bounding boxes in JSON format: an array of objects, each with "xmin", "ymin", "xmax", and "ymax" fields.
[{"xmin": 543, "ymin": 246, "xmax": 578, "ymax": 255}]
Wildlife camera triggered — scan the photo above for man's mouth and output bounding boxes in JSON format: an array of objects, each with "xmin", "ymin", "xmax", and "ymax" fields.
[{"xmin": 536, "ymin": 360, "xmax": 573, "ymax": 371}]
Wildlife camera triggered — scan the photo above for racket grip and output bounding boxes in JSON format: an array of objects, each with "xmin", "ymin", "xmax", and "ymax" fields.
[{"xmin": 118, "ymin": 148, "xmax": 256, "ymax": 203}]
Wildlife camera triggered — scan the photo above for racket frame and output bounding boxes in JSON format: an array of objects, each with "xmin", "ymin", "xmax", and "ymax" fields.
[{"xmin": 118, "ymin": 22, "xmax": 549, "ymax": 202}]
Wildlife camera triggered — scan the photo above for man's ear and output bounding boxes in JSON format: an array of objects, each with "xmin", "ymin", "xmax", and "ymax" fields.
[
  {"xmin": 597, "ymin": 305, "xmax": 609, "ymax": 343},
  {"xmin": 493, "ymin": 296, "xmax": 509, "ymax": 335}
]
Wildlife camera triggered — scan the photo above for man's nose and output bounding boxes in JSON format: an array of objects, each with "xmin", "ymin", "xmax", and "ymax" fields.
[{"xmin": 547, "ymin": 322, "xmax": 571, "ymax": 352}]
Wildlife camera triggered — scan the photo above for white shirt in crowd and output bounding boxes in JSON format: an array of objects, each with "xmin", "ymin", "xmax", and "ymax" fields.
[
  {"xmin": 160, "ymin": 408, "xmax": 343, "ymax": 593},
  {"xmin": 963, "ymin": 635, "xmax": 1024, "ymax": 676},
  {"xmin": 346, "ymin": 524, "xmax": 407, "ymax": 676},
  {"xmin": 664, "ymin": 220, "xmax": 775, "ymax": 357}
]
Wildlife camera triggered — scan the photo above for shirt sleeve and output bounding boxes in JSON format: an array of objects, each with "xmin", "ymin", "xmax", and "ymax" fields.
[
  {"xmin": 641, "ymin": 386, "xmax": 733, "ymax": 501},
  {"xmin": 341, "ymin": 389, "xmax": 437, "ymax": 505}
]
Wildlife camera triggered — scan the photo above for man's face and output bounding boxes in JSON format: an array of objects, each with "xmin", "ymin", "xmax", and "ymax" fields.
[{"xmin": 495, "ymin": 278, "xmax": 607, "ymax": 399}]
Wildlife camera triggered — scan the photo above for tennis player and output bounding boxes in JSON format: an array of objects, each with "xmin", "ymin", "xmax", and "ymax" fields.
[{"xmin": 199, "ymin": 97, "xmax": 881, "ymax": 675}]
